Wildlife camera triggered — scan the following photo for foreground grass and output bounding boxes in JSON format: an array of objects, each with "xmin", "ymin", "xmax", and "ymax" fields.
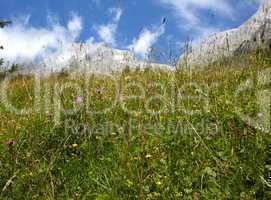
[{"xmin": 0, "ymin": 53, "xmax": 271, "ymax": 199}]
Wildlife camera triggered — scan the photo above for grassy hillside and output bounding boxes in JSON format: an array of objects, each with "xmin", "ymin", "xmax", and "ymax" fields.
[{"xmin": 0, "ymin": 52, "xmax": 271, "ymax": 199}]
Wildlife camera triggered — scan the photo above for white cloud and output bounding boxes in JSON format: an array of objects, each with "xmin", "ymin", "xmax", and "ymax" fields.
[
  {"xmin": 0, "ymin": 7, "xmax": 126, "ymax": 71},
  {"xmin": 96, "ymin": 24, "xmax": 117, "ymax": 46},
  {"xmin": 157, "ymin": 0, "xmax": 236, "ymax": 38},
  {"xmin": 109, "ymin": 7, "xmax": 123, "ymax": 22},
  {"xmin": 68, "ymin": 13, "xmax": 83, "ymax": 39},
  {"xmin": 94, "ymin": 7, "xmax": 123, "ymax": 46},
  {"xmin": 159, "ymin": 0, "xmax": 234, "ymax": 25},
  {"xmin": 157, "ymin": 0, "xmax": 261, "ymax": 38},
  {"xmin": 128, "ymin": 24, "xmax": 165, "ymax": 58},
  {"xmin": 0, "ymin": 13, "xmax": 83, "ymax": 65}
]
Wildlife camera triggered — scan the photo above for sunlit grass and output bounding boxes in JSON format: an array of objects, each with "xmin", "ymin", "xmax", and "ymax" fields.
[{"xmin": 0, "ymin": 52, "xmax": 271, "ymax": 199}]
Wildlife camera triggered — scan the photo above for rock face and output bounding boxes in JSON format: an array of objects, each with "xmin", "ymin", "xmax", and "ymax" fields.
[
  {"xmin": 28, "ymin": 43, "xmax": 171, "ymax": 74},
  {"xmin": 179, "ymin": 0, "xmax": 271, "ymax": 68}
]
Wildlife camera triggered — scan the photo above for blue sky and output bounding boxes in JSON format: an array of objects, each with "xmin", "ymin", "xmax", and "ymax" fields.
[{"xmin": 0, "ymin": 0, "xmax": 260, "ymax": 63}]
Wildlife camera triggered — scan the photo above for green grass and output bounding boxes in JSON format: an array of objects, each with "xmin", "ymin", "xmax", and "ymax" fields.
[{"xmin": 0, "ymin": 52, "xmax": 271, "ymax": 199}]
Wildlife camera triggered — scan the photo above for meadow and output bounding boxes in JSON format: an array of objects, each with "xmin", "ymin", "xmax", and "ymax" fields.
[{"xmin": 0, "ymin": 51, "xmax": 271, "ymax": 199}]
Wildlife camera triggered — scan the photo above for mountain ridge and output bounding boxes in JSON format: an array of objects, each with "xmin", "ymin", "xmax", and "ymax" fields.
[
  {"xmin": 3, "ymin": 42, "xmax": 172, "ymax": 74},
  {"xmin": 179, "ymin": 0, "xmax": 271, "ymax": 68}
]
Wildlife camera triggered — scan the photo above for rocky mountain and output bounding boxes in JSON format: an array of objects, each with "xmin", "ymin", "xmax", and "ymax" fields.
[
  {"xmin": 179, "ymin": 0, "xmax": 271, "ymax": 68},
  {"xmin": 19, "ymin": 43, "xmax": 171, "ymax": 74}
]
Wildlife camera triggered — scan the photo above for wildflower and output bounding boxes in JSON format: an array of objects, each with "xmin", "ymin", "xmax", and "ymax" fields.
[
  {"xmin": 126, "ymin": 180, "xmax": 133, "ymax": 188},
  {"xmin": 175, "ymin": 192, "xmax": 182, "ymax": 198},
  {"xmin": 133, "ymin": 156, "xmax": 139, "ymax": 160},
  {"xmin": 72, "ymin": 143, "xmax": 78, "ymax": 148},
  {"xmin": 5, "ymin": 139, "xmax": 16, "ymax": 148},
  {"xmin": 75, "ymin": 96, "xmax": 83, "ymax": 105},
  {"xmin": 95, "ymin": 135, "xmax": 101, "ymax": 140},
  {"xmin": 153, "ymin": 192, "xmax": 161, "ymax": 197},
  {"xmin": 145, "ymin": 154, "xmax": 152, "ymax": 159},
  {"xmin": 110, "ymin": 132, "xmax": 117, "ymax": 136},
  {"xmin": 156, "ymin": 181, "xmax": 162, "ymax": 186}
]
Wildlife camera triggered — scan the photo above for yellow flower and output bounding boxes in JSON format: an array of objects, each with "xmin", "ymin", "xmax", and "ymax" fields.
[
  {"xmin": 126, "ymin": 180, "xmax": 133, "ymax": 188},
  {"xmin": 175, "ymin": 192, "xmax": 182, "ymax": 198},
  {"xmin": 95, "ymin": 135, "xmax": 101, "ymax": 140},
  {"xmin": 154, "ymin": 192, "xmax": 161, "ymax": 197},
  {"xmin": 145, "ymin": 154, "xmax": 152, "ymax": 159},
  {"xmin": 156, "ymin": 181, "xmax": 162, "ymax": 186},
  {"xmin": 72, "ymin": 143, "xmax": 78, "ymax": 148},
  {"xmin": 133, "ymin": 156, "xmax": 139, "ymax": 160}
]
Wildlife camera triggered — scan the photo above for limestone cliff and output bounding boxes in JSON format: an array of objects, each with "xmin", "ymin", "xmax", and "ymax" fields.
[{"xmin": 179, "ymin": 0, "xmax": 271, "ymax": 68}]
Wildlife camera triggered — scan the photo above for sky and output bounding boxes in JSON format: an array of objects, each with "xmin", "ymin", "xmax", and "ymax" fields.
[{"xmin": 0, "ymin": 0, "xmax": 261, "ymax": 64}]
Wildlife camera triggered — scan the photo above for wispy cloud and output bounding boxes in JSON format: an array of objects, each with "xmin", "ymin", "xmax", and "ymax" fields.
[
  {"xmin": 94, "ymin": 7, "xmax": 123, "ymax": 46},
  {"xmin": 68, "ymin": 13, "xmax": 83, "ymax": 39},
  {"xmin": 128, "ymin": 24, "xmax": 165, "ymax": 58},
  {"xmin": 158, "ymin": 0, "xmax": 234, "ymax": 25},
  {"xmin": 156, "ymin": 0, "xmax": 256, "ymax": 38}
]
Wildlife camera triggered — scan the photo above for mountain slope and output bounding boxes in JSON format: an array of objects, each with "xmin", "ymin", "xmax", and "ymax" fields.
[
  {"xmin": 15, "ymin": 43, "xmax": 171, "ymax": 74},
  {"xmin": 179, "ymin": 0, "xmax": 271, "ymax": 68}
]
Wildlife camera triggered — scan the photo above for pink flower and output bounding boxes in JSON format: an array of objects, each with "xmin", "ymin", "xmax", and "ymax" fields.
[
  {"xmin": 75, "ymin": 96, "xmax": 83, "ymax": 105},
  {"xmin": 5, "ymin": 139, "xmax": 16, "ymax": 148}
]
